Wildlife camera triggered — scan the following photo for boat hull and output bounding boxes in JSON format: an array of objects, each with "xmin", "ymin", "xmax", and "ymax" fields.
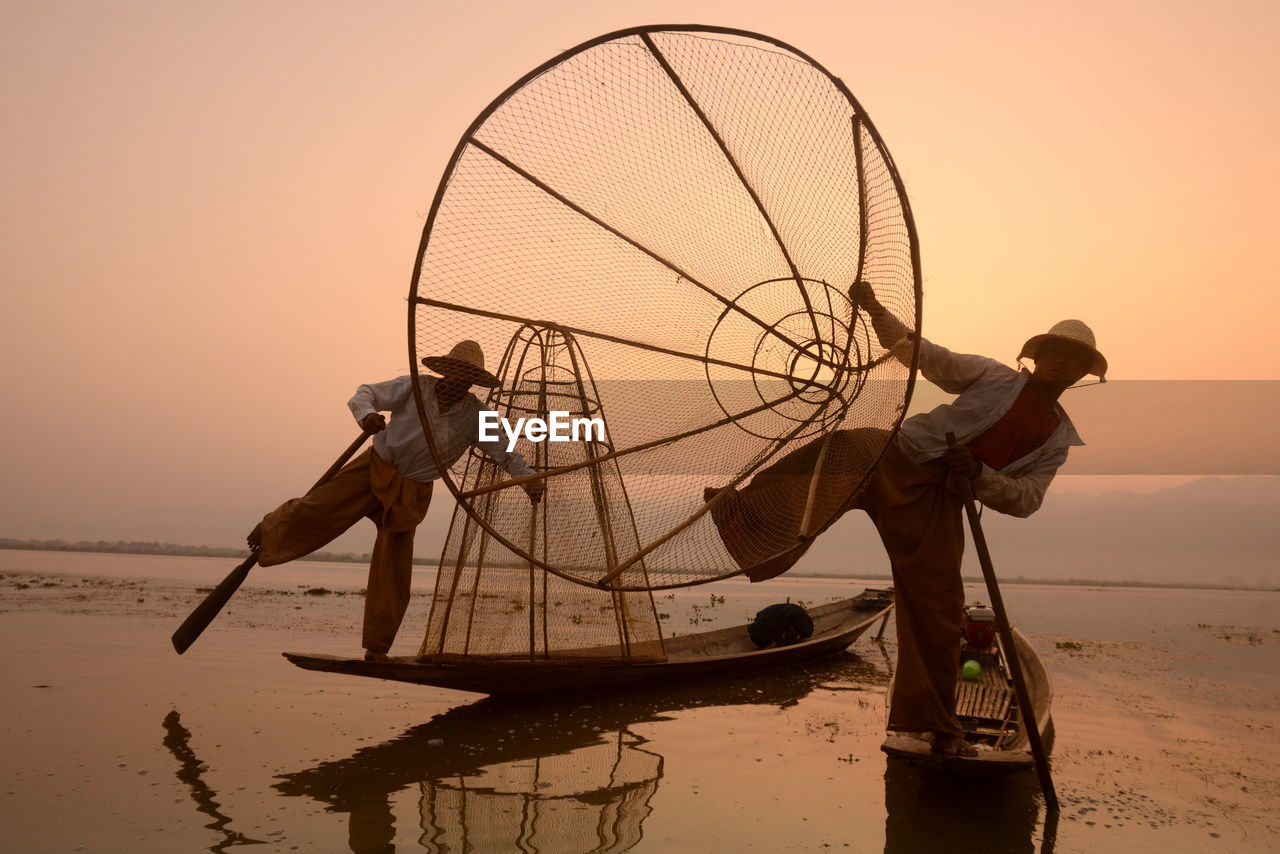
[{"xmin": 283, "ymin": 590, "xmax": 893, "ymax": 695}]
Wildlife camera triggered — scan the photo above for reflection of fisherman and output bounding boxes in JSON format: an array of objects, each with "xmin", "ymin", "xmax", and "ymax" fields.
[
  {"xmin": 710, "ymin": 282, "xmax": 1105, "ymax": 756},
  {"xmin": 884, "ymin": 758, "xmax": 1041, "ymax": 852},
  {"xmin": 248, "ymin": 340, "xmax": 544, "ymax": 661}
]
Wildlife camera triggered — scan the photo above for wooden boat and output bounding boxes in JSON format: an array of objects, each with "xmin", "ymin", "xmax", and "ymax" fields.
[
  {"xmin": 880, "ymin": 606, "xmax": 1052, "ymax": 775},
  {"xmin": 283, "ymin": 587, "xmax": 893, "ymax": 695}
]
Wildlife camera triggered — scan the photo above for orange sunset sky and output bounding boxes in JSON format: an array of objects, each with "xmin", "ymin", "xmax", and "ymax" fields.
[{"xmin": 1, "ymin": 0, "xmax": 1276, "ymax": 552}]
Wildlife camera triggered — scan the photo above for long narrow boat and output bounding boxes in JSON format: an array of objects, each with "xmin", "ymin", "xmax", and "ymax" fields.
[
  {"xmin": 880, "ymin": 606, "xmax": 1052, "ymax": 775},
  {"xmin": 283, "ymin": 587, "xmax": 893, "ymax": 695}
]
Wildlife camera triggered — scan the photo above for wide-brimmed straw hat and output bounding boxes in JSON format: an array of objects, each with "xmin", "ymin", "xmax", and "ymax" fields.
[
  {"xmin": 421, "ymin": 340, "xmax": 500, "ymax": 388},
  {"xmin": 1018, "ymin": 319, "xmax": 1107, "ymax": 379}
]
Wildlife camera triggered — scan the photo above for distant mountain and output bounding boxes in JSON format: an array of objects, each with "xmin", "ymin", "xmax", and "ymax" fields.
[
  {"xmin": 1092, "ymin": 475, "xmax": 1280, "ymax": 505},
  {"xmin": 9, "ymin": 478, "xmax": 1275, "ymax": 589},
  {"xmin": 787, "ymin": 476, "xmax": 1280, "ymax": 588}
]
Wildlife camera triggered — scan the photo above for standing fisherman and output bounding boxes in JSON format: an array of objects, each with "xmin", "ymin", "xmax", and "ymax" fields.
[
  {"xmin": 708, "ymin": 283, "xmax": 1105, "ymax": 755},
  {"xmin": 248, "ymin": 340, "xmax": 544, "ymax": 661}
]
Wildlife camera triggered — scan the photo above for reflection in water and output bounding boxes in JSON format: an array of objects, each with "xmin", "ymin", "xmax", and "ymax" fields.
[
  {"xmin": 161, "ymin": 710, "xmax": 266, "ymax": 852},
  {"xmin": 418, "ymin": 730, "xmax": 660, "ymax": 853},
  {"xmin": 275, "ymin": 652, "xmax": 885, "ymax": 853},
  {"xmin": 884, "ymin": 758, "xmax": 1055, "ymax": 854}
]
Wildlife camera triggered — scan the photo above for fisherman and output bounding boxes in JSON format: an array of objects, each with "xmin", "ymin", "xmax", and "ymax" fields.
[
  {"xmin": 708, "ymin": 282, "xmax": 1105, "ymax": 756},
  {"xmin": 248, "ymin": 340, "xmax": 544, "ymax": 662}
]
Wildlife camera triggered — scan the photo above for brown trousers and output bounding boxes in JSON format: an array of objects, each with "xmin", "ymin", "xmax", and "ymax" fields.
[
  {"xmin": 710, "ymin": 428, "xmax": 966, "ymax": 736},
  {"xmin": 256, "ymin": 449, "xmax": 434, "ymax": 654}
]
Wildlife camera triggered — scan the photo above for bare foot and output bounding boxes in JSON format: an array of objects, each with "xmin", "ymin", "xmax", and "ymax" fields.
[
  {"xmin": 928, "ymin": 733, "xmax": 978, "ymax": 757},
  {"xmin": 246, "ymin": 523, "xmax": 263, "ymax": 552},
  {"xmin": 364, "ymin": 650, "xmax": 389, "ymax": 663}
]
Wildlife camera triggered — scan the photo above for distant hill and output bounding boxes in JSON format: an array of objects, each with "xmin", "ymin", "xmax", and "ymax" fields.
[
  {"xmin": 786, "ymin": 476, "xmax": 1280, "ymax": 589},
  {"xmin": 0, "ymin": 538, "xmax": 385, "ymax": 564},
  {"xmin": 1094, "ymin": 475, "xmax": 1280, "ymax": 505},
  {"xmin": 5, "ymin": 477, "xmax": 1276, "ymax": 588}
]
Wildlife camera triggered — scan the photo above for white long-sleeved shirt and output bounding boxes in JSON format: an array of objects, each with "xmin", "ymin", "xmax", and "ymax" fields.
[
  {"xmin": 896, "ymin": 337, "xmax": 1084, "ymax": 517},
  {"xmin": 347, "ymin": 375, "xmax": 535, "ymax": 484}
]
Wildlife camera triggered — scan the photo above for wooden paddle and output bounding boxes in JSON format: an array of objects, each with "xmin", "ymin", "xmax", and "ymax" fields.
[
  {"xmin": 946, "ymin": 432, "xmax": 1059, "ymax": 811},
  {"xmin": 170, "ymin": 430, "xmax": 373, "ymax": 654}
]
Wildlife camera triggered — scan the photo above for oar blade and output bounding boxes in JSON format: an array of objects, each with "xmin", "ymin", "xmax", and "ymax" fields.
[{"xmin": 171, "ymin": 554, "xmax": 257, "ymax": 654}]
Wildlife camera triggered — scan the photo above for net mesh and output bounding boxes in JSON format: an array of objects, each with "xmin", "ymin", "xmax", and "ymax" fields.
[{"xmin": 411, "ymin": 27, "xmax": 920, "ymax": 590}]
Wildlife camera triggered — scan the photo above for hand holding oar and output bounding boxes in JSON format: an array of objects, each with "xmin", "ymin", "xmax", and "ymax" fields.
[
  {"xmin": 170, "ymin": 430, "xmax": 374, "ymax": 654},
  {"xmin": 946, "ymin": 432, "xmax": 1059, "ymax": 812}
]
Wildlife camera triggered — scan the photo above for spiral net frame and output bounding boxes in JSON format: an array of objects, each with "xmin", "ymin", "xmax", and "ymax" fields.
[{"xmin": 410, "ymin": 26, "xmax": 921, "ymax": 590}]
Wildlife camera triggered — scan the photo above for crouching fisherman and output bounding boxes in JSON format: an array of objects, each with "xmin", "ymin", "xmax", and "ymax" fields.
[{"xmin": 248, "ymin": 340, "xmax": 544, "ymax": 661}]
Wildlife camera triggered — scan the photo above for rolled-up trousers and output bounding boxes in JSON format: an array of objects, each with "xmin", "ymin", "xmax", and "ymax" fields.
[
  {"xmin": 709, "ymin": 428, "xmax": 966, "ymax": 737},
  {"xmin": 255, "ymin": 449, "xmax": 433, "ymax": 654}
]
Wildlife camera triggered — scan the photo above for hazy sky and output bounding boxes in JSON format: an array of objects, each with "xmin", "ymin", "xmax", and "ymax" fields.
[{"xmin": 2, "ymin": 0, "xmax": 1277, "ymax": 552}]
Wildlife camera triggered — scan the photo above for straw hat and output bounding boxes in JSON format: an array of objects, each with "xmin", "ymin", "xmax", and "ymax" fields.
[
  {"xmin": 1018, "ymin": 319, "xmax": 1107, "ymax": 379},
  {"xmin": 421, "ymin": 340, "xmax": 500, "ymax": 387}
]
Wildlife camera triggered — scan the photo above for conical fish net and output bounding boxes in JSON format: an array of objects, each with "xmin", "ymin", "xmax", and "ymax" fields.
[
  {"xmin": 410, "ymin": 26, "xmax": 921, "ymax": 590},
  {"xmin": 422, "ymin": 327, "xmax": 666, "ymax": 660}
]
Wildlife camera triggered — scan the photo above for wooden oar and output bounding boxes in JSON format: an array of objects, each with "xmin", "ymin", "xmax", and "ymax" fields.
[
  {"xmin": 946, "ymin": 432, "xmax": 1059, "ymax": 811},
  {"xmin": 170, "ymin": 430, "xmax": 373, "ymax": 654}
]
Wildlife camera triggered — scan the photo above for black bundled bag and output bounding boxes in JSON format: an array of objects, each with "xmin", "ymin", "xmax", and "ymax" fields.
[{"xmin": 748, "ymin": 603, "xmax": 814, "ymax": 648}]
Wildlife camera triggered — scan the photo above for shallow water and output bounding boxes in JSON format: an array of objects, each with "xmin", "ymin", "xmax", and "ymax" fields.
[{"xmin": 1, "ymin": 549, "xmax": 1278, "ymax": 852}]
